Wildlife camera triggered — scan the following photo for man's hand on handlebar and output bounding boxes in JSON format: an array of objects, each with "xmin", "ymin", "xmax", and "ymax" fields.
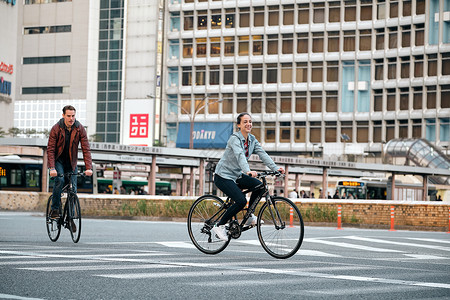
[
  {"xmin": 85, "ymin": 169, "xmax": 93, "ymax": 177},
  {"xmin": 49, "ymin": 169, "xmax": 57, "ymax": 177},
  {"xmin": 247, "ymin": 171, "xmax": 258, "ymax": 178}
]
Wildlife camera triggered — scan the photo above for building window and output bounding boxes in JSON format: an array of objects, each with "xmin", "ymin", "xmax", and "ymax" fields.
[
  {"xmin": 357, "ymin": 121, "xmax": 369, "ymax": 142},
  {"xmin": 24, "ymin": 25, "xmax": 71, "ymax": 34},
  {"xmin": 252, "ymin": 35, "xmax": 263, "ymax": 55},
  {"xmin": 225, "ymin": 9, "xmax": 235, "ymax": 28},
  {"xmin": 390, "ymin": 0, "xmax": 398, "ymax": 18},
  {"xmin": 310, "ymin": 91, "xmax": 322, "ymax": 112},
  {"xmin": 373, "ymin": 120, "xmax": 382, "ymax": 142},
  {"xmin": 252, "ymin": 64, "xmax": 263, "ymax": 84},
  {"xmin": 268, "ymin": 34, "xmax": 278, "ymax": 55},
  {"xmin": 196, "ymin": 38, "xmax": 207, "ymax": 57},
  {"xmin": 294, "ymin": 122, "xmax": 306, "ymax": 143},
  {"xmin": 295, "ymin": 91, "xmax": 307, "ymax": 112},
  {"xmin": 427, "ymin": 86, "xmax": 436, "ymax": 109},
  {"xmin": 251, "ymin": 93, "xmax": 262, "ymax": 114},
  {"xmin": 222, "ymin": 93, "xmax": 233, "ymax": 114},
  {"xmin": 224, "ymin": 37, "xmax": 235, "ymax": 56},
  {"xmin": 329, "ymin": 2, "xmax": 340, "ymax": 22},
  {"xmin": 377, "ymin": 0, "xmax": 386, "ymax": 19},
  {"xmin": 23, "ymin": 56, "xmax": 70, "ymax": 64},
  {"xmin": 325, "ymin": 122, "xmax": 337, "ymax": 142},
  {"xmin": 281, "ymin": 63, "xmax": 292, "ymax": 83},
  {"xmin": 265, "ymin": 122, "xmax": 276, "ymax": 143},
  {"xmin": 311, "ymin": 62, "xmax": 323, "ymax": 82},
  {"xmin": 254, "ymin": 6, "xmax": 264, "ymax": 27},
  {"xmin": 208, "ymin": 94, "xmax": 219, "ymax": 114},
  {"xmin": 280, "ymin": 92, "xmax": 291, "ymax": 113},
  {"xmin": 297, "ymin": 33, "xmax": 308, "ymax": 53},
  {"xmin": 416, "ymin": 0, "xmax": 425, "ymax": 15},
  {"xmin": 238, "ymin": 65, "xmax": 248, "ymax": 84},
  {"xmin": 375, "ymin": 59, "xmax": 384, "ymax": 80},
  {"xmin": 209, "ymin": 66, "xmax": 220, "ymax": 85},
  {"xmin": 344, "ymin": 0, "xmax": 356, "ymax": 22},
  {"xmin": 239, "ymin": 36, "xmax": 249, "ymax": 56},
  {"xmin": 328, "ymin": 31, "xmax": 340, "ymax": 52},
  {"xmin": 210, "ymin": 37, "xmax": 221, "ymax": 57},
  {"xmin": 401, "ymin": 57, "xmax": 410, "ymax": 79},
  {"xmin": 415, "ymin": 24, "xmax": 424, "ymax": 46},
  {"xmin": 282, "ymin": 34, "xmax": 293, "ymax": 54},
  {"xmin": 343, "ymin": 30, "xmax": 355, "ymax": 51},
  {"xmin": 413, "ymin": 87, "xmax": 423, "ymax": 110},
  {"xmin": 387, "ymin": 89, "xmax": 396, "ymax": 111},
  {"xmin": 237, "ymin": 93, "xmax": 247, "ymax": 112},
  {"xmin": 359, "ymin": 29, "xmax": 371, "ymax": 51},
  {"xmin": 266, "ymin": 63, "xmax": 278, "ymax": 84},
  {"xmin": 313, "ymin": 3, "xmax": 325, "ymax": 23},
  {"xmin": 412, "ymin": 119, "xmax": 422, "ymax": 138},
  {"xmin": 280, "ymin": 122, "xmax": 291, "ymax": 142},
  {"xmin": 428, "ymin": 54, "xmax": 437, "ymax": 77},
  {"xmin": 399, "ymin": 88, "xmax": 409, "ymax": 110},
  {"xmin": 376, "ymin": 28, "xmax": 385, "ymax": 50},
  {"xmin": 312, "ymin": 32, "xmax": 324, "ymax": 53},
  {"xmin": 443, "ymin": 53, "xmax": 450, "ymax": 76},
  {"xmin": 360, "ymin": 0, "xmax": 372, "ymax": 20},
  {"xmin": 195, "ymin": 66, "xmax": 205, "ymax": 85},
  {"xmin": 389, "ymin": 27, "xmax": 398, "ymax": 49},
  {"xmin": 211, "ymin": 10, "xmax": 222, "ymax": 29},
  {"xmin": 239, "ymin": 7, "xmax": 250, "ymax": 27},
  {"xmin": 326, "ymin": 91, "xmax": 338, "ymax": 112},
  {"xmin": 22, "ymin": 86, "xmax": 67, "ymax": 94},
  {"xmin": 414, "ymin": 55, "xmax": 423, "ymax": 77},
  {"xmin": 265, "ymin": 93, "xmax": 276, "ymax": 113},
  {"xmin": 283, "ymin": 4, "xmax": 294, "ymax": 25},
  {"xmin": 223, "ymin": 65, "xmax": 233, "ymax": 85},
  {"xmin": 440, "ymin": 118, "xmax": 450, "ymax": 141},
  {"xmin": 442, "ymin": 85, "xmax": 450, "ymax": 108},
  {"xmin": 310, "ymin": 121, "xmax": 321, "ymax": 143},
  {"xmin": 182, "ymin": 67, "xmax": 192, "ymax": 86},
  {"xmin": 374, "ymin": 89, "xmax": 383, "ymax": 111},
  {"xmin": 181, "ymin": 95, "xmax": 191, "ymax": 115},
  {"xmin": 252, "ymin": 122, "xmax": 261, "ymax": 141},
  {"xmin": 268, "ymin": 5, "xmax": 279, "ymax": 26},
  {"xmin": 296, "ymin": 62, "xmax": 307, "ymax": 83},
  {"xmin": 402, "ymin": 25, "xmax": 411, "ymax": 47},
  {"xmin": 403, "ymin": 0, "xmax": 412, "ymax": 16},
  {"xmin": 386, "ymin": 120, "xmax": 395, "ymax": 141},
  {"xmin": 197, "ymin": 11, "xmax": 207, "ymax": 30},
  {"xmin": 387, "ymin": 58, "xmax": 397, "ymax": 80},
  {"xmin": 398, "ymin": 119, "xmax": 408, "ymax": 138},
  {"xmin": 327, "ymin": 61, "xmax": 339, "ymax": 82},
  {"xmin": 425, "ymin": 119, "xmax": 436, "ymax": 141},
  {"xmin": 195, "ymin": 95, "xmax": 206, "ymax": 115},
  {"xmin": 183, "ymin": 39, "xmax": 193, "ymax": 58},
  {"xmin": 298, "ymin": 4, "xmax": 309, "ymax": 24}
]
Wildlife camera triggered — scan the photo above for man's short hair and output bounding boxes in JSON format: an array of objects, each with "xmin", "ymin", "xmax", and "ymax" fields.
[{"xmin": 62, "ymin": 105, "xmax": 76, "ymax": 114}]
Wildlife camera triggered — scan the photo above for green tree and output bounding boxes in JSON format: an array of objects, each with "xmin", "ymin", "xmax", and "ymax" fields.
[
  {"xmin": 24, "ymin": 128, "xmax": 37, "ymax": 138},
  {"xmin": 89, "ymin": 134, "xmax": 103, "ymax": 142},
  {"xmin": 0, "ymin": 127, "xmax": 6, "ymax": 138},
  {"xmin": 40, "ymin": 129, "xmax": 50, "ymax": 138},
  {"xmin": 8, "ymin": 127, "xmax": 21, "ymax": 137}
]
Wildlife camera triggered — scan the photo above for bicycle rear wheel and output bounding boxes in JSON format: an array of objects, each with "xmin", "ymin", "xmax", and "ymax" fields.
[
  {"xmin": 46, "ymin": 195, "xmax": 61, "ymax": 242},
  {"xmin": 68, "ymin": 194, "xmax": 82, "ymax": 243},
  {"xmin": 257, "ymin": 196, "xmax": 304, "ymax": 259},
  {"xmin": 187, "ymin": 195, "xmax": 230, "ymax": 254}
]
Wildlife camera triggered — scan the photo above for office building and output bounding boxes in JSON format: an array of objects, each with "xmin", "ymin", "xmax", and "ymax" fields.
[{"xmin": 163, "ymin": 0, "xmax": 450, "ymax": 160}]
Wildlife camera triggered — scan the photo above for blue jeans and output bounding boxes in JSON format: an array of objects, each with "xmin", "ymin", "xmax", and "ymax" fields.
[
  {"xmin": 51, "ymin": 161, "xmax": 77, "ymax": 210},
  {"xmin": 214, "ymin": 174, "xmax": 264, "ymax": 226}
]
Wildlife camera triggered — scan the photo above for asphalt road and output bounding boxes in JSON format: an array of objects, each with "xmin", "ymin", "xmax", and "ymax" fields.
[{"xmin": 0, "ymin": 211, "xmax": 449, "ymax": 300}]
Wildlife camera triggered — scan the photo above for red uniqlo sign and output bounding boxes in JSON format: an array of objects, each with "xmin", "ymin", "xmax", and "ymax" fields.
[{"xmin": 129, "ymin": 114, "xmax": 148, "ymax": 138}]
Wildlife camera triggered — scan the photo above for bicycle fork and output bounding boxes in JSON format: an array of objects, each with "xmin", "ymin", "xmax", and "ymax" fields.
[{"xmin": 265, "ymin": 194, "xmax": 285, "ymax": 230}]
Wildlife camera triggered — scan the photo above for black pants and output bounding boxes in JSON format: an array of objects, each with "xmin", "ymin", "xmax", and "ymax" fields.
[{"xmin": 214, "ymin": 174, "xmax": 264, "ymax": 226}]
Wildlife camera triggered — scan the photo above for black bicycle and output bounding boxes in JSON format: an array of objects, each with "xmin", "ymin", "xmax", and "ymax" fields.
[
  {"xmin": 46, "ymin": 172, "xmax": 82, "ymax": 243},
  {"xmin": 187, "ymin": 171, "xmax": 304, "ymax": 259}
]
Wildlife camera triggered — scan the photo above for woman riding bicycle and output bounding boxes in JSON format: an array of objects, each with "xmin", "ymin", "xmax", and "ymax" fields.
[{"xmin": 212, "ymin": 112, "xmax": 285, "ymax": 241}]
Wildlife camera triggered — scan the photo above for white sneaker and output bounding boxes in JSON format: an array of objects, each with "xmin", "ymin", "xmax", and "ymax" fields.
[
  {"xmin": 245, "ymin": 214, "xmax": 264, "ymax": 226},
  {"xmin": 212, "ymin": 225, "xmax": 228, "ymax": 241}
]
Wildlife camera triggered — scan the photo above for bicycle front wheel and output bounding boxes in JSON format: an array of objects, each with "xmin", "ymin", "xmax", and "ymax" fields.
[
  {"xmin": 187, "ymin": 195, "xmax": 230, "ymax": 255},
  {"xmin": 257, "ymin": 196, "xmax": 304, "ymax": 259},
  {"xmin": 46, "ymin": 195, "xmax": 61, "ymax": 242},
  {"xmin": 68, "ymin": 194, "xmax": 82, "ymax": 243}
]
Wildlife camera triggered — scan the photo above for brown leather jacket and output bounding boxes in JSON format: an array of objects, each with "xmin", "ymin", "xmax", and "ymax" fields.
[{"xmin": 47, "ymin": 118, "xmax": 92, "ymax": 171}]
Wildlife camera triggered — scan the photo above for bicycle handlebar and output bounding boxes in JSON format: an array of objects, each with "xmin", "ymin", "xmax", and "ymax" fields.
[
  {"xmin": 255, "ymin": 171, "xmax": 283, "ymax": 178},
  {"xmin": 55, "ymin": 172, "xmax": 85, "ymax": 178}
]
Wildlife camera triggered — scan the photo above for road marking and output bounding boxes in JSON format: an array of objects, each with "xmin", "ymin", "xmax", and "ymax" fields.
[
  {"xmin": 343, "ymin": 236, "xmax": 450, "ymax": 252},
  {"xmin": 305, "ymin": 238, "xmax": 402, "ymax": 252},
  {"xmin": 403, "ymin": 254, "xmax": 450, "ymax": 260},
  {"xmin": 155, "ymin": 242, "xmax": 196, "ymax": 249},
  {"xmin": 95, "ymin": 270, "xmax": 248, "ymax": 279},
  {"xmin": 407, "ymin": 238, "xmax": 450, "ymax": 244},
  {"xmin": 0, "ymin": 293, "xmax": 43, "ymax": 300},
  {"xmin": 19, "ymin": 264, "xmax": 185, "ymax": 272}
]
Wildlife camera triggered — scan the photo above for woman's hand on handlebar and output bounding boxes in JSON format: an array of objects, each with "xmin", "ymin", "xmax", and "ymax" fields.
[
  {"xmin": 277, "ymin": 167, "xmax": 285, "ymax": 174},
  {"xmin": 247, "ymin": 171, "xmax": 258, "ymax": 178}
]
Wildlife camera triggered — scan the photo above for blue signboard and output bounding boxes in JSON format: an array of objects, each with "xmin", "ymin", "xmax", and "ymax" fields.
[{"xmin": 176, "ymin": 122, "xmax": 233, "ymax": 149}]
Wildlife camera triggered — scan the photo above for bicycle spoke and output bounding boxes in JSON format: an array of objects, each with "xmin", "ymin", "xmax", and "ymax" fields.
[
  {"xmin": 45, "ymin": 195, "xmax": 61, "ymax": 242},
  {"xmin": 257, "ymin": 197, "xmax": 304, "ymax": 259}
]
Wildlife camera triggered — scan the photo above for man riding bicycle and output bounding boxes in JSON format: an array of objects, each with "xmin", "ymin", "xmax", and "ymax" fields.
[
  {"xmin": 212, "ymin": 112, "xmax": 285, "ymax": 241},
  {"xmin": 47, "ymin": 105, "xmax": 93, "ymax": 226}
]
